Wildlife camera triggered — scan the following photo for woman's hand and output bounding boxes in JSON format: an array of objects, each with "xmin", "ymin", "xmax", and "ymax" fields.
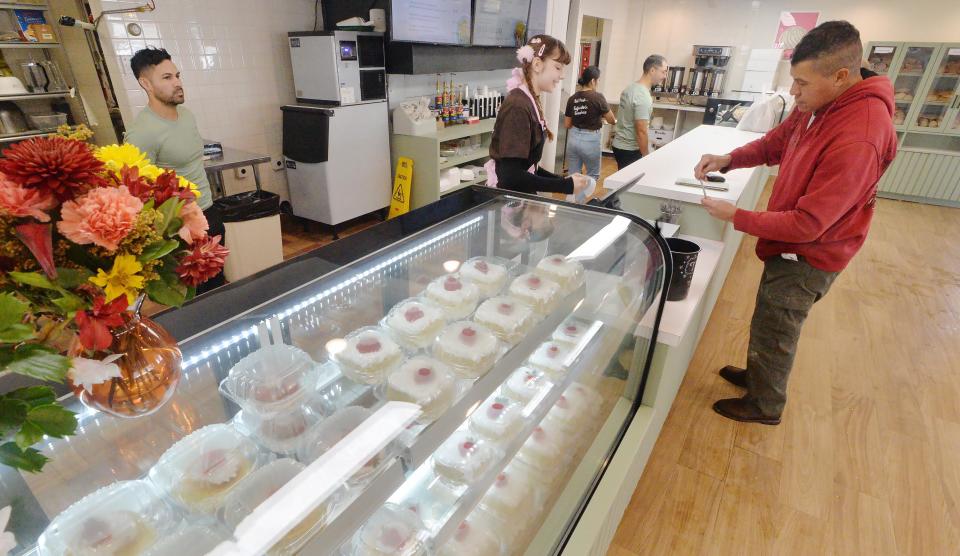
[
  {"xmin": 572, "ymin": 174, "xmax": 591, "ymax": 196},
  {"xmin": 694, "ymin": 154, "xmax": 732, "ymax": 181}
]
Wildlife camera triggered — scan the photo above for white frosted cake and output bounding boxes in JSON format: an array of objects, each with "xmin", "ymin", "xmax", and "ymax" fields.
[
  {"xmin": 502, "ymin": 366, "xmax": 551, "ymax": 405},
  {"xmin": 425, "ymin": 274, "xmax": 480, "ymax": 319},
  {"xmin": 527, "ymin": 341, "xmax": 572, "ymax": 378},
  {"xmin": 535, "ymin": 255, "xmax": 584, "ymax": 292},
  {"xmin": 336, "ymin": 327, "xmax": 404, "ymax": 384},
  {"xmin": 432, "ymin": 321, "xmax": 499, "ymax": 379},
  {"xmin": 479, "ymin": 466, "xmax": 536, "ymax": 530},
  {"xmin": 473, "ymin": 296, "xmax": 535, "ymax": 344},
  {"xmin": 384, "ymin": 299, "xmax": 446, "ymax": 350},
  {"xmin": 508, "ymin": 273, "xmax": 561, "ymax": 314},
  {"xmin": 562, "ymin": 383, "xmax": 603, "ymax": 419},
  {"xmin": 517, "ymin": 422, "xmax": 566, "ymax": 472},
  {"xmin": 551, "ymin": 317, "xmax": 591, "ymax": 347},
  {"xmin": 177, "ymin": 447, "xmax": 254, "ymax": 513},
  {"xmin": 469, "ymin": 396, "xmax": 522, "ymax": 442},
  {"xmin": 433, "ymin": 431, "xmax": 499, "ymax": 485},
  {"xmin": 459, "ymin": 257, "xmax": 508, "ymax": 297},
  {"xmin": 353, "ymin": 503, "xmax": 426, "ymax": 556},
  {"xmin": 545, "ymin": 384, "xmax": 602, "ymax": 433},
  {"xmin": 438, "ymin": 519, "xmax": 502, "ymax": 556},
  {"xmin": 385, "ymin": 356, "xmax": 457, "ymax": 422},
  {"xmin": 72, "ymin": 511, "xmax": 156, "ymax": 556}
]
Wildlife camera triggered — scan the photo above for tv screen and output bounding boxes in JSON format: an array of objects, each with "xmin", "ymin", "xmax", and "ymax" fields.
[
  {"xmin": 391, "ymin": 0, "xmax": 472, "ymax": 45},
  {"xmin": 472, "ymin": 0, "xmax": 532, "ymax": 47}
]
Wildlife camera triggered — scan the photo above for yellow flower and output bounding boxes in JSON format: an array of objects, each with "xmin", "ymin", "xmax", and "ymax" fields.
[
  {"xmin": 178, "ymin": 176, "xmax": 201, "ymax": 198},
  {"xmin": 139, "ymin": 164, "xmax": 163, "ymax": 180},
  {"xmin": 96, "ymin": 144, "xmax": 149, "ymax": 175},
  {"xmin": 89, "ymin": 254, "xmax": 145, "ymax": 304}
]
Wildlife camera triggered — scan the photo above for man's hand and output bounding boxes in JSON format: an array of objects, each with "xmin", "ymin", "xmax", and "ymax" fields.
[
  {"xmin": 701, "ymin": 197, "xmax": 737, "ymax": 222},
  {"xmin": 694, "ymin": 153, "xmax": 732, "ymax": 180}
]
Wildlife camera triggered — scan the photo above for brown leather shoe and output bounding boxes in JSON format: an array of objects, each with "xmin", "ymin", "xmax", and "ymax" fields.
[
  {"xmin": 719, "ymin": 365, "xmax": 747, "ymax": 388},
  {"xmin": 712, "ymin": 397, "xmax": 781, "ymax": 425}
]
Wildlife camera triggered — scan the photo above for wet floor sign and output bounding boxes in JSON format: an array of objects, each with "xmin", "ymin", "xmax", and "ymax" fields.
[{"xmin": 388, "ymin": 157, "xmax": 413, "ymax": 219}]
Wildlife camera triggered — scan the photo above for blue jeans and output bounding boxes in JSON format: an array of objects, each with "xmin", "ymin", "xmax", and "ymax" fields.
[{"xmin": 566, "ymin": 127, "xmax": 602, "ymax": 181}]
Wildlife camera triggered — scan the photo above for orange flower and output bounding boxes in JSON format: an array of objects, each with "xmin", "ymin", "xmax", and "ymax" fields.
[{"xmin": 57, "ymin": 186, "xmax": 143, "ymax": 252}]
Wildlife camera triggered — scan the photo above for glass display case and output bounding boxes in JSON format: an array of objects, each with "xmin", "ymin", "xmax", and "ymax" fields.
[
  {"xmin": 0, "ymin": 187, "xmax": 671, "ymax": 556},
  {"xmin": 907, "ymin": 44, "xmax": 960, "ymax": 134}
]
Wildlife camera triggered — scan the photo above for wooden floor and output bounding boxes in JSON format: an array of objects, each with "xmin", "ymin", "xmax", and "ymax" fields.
[{"xmin": 608, "ymin": 183, "xmax": 960, "ymax": 555}]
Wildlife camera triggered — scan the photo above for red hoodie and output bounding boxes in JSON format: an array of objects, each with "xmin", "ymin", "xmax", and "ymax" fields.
[{"xmin": 728, "ymin": 76, "xmax": 898, "ymax": 272}]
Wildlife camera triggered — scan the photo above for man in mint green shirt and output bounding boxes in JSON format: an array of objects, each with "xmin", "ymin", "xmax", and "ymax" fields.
[{"xmin": 612, "ymin": 54, "xmax": 668, "ymax": 169}]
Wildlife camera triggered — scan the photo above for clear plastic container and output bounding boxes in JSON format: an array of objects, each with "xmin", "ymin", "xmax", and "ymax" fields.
[
  {"xmin": 37, "ymin": 480, "xmax": 179, "ymax": 556},
  {"xmin": 223, "ymin": 458, "xmax": 333, "ymax": 554},
  {"xmin": 423, "ymin": 274, "xmax": 480, "ymax": 320},
  {"xmin": 235, "ymin": 404, "xmax": 323, "ymax": 456},
  {"xmin": 472, "ymin": 296, "xmax": 535, "ymax": 344},
  {"xmin": 561, "ymin": 382, "xmax": 603, "ymax": 420},
  {"xmin": 544, "ymin": 385, "xmax": 599, "ymax": 434},
  {"xmin": 432, "ymin": 321, "xmax": 499, "ymax": 379},
  {"xmin": 383, "ymin": 356, "xmax": 458, "ymax": 423},
  {"xmin": 508, "ymin": 273, "xmax": 562, "ymax": 314},
  {"xmin": 149, "ymin": 423, "xmax": 262, "ymax": 514},
  {"xmin": 535, "ymin": 254, "xmax": 585, "ymax": 292},
  {"xmin": 458, "ymin": 257, "xmax": 510, "ymax": 297},
  {"xmin": 220, "ymin": 344, "xmax": 319, "ymax": 418},
  {"xmin": 501, "ymin": 366, "xmax": 553, "ymax": 406},
  {"xmin": 516, "ymin": 421, "xmax": 568, "ymax": 473},
  {"xmin": 432, "ymin": 430, "xmax": 500, "ymax": 485},
  {"xmin": 334, "ymin": 326, "xmax": 405, "ymax": 385},
  {"xmin": 289, "ymin": 313, "xmax": 341, "ymax": 362},
  {"xmin": 437, "ymin": 517, "xmax": 502, "ymax": 556},
  {"xmin": 551, "ymin": 317, "xmax": 592, "ymax": 347},
  {"xmin": 478, "ymin": 464, "xmax": 537, "ymax": 531},
  {"xmin": 143, "ymin": 524, "xmax": 230, "ymax": 556},
  {"xmin": 297, "ymin": 406, "xmax": 392, "ymax": 487},
  {"xmin": 469, "ymin": 395, "xmax": 523, "ymax": 442},
  {"xmin": 381, "ymin": 298, "xmax": 447, "ymax": 351},
  {"xmin": 350, "ymin": 503, "xmax": 427, "ymax": 556},
  {"xmin": 526, "ymin": 341, "xmax": 572, "ymax": 378}
]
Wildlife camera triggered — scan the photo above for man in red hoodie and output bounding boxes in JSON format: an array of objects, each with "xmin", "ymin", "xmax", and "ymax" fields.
[{"xmin": 693, "ymin": 20, "xmax": 897, "ymax": 425}]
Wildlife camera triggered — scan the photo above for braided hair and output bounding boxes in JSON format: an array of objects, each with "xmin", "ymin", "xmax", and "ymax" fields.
[{"xmin": 520, "ymin": 34, "xmax": 571, "ymax": 141}]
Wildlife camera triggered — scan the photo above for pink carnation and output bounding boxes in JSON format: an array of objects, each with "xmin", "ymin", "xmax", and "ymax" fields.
[
  {"xmin": 0, "ymin": 172, "xmax": 56, "ymax": 222},
  {"xmin": 57, "ymin": 186, "xmax": 143, "ymax": 252},
  {"xmin": 177, "ymin": 201, "xmax": 209, "ymax": 244}
]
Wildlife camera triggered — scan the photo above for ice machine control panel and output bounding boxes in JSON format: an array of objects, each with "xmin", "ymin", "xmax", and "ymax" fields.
[{"xmin": 339, "ymin": 41, "xmax": 357, "ymax": 61}]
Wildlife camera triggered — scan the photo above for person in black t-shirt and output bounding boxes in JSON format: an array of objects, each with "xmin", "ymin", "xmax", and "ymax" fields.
[{"xmin": 564, "ymin": 66, "xmax": 616, "ymax": 181}]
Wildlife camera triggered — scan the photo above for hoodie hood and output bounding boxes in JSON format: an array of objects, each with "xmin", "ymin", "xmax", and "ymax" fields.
[{"xmin": 820, "ymin": 75, "xmax": 895, "ymax": 117}]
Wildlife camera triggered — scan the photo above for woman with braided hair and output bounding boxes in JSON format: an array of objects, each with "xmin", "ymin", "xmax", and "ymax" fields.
[{"xmin": 485, "ymin": 35, "xmax": 591, "ymax": 200}]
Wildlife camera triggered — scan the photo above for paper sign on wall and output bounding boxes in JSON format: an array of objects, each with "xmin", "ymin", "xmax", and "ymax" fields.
[
  {"xmin": 773, "ymin": 11, "xmax": 820, "ymax": 60},
  {"xmin": 874, "ymin": 47, "xmax": 895, "ymax": 54}
]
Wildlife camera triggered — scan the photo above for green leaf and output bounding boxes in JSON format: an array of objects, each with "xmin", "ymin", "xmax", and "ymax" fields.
[
  {"xmin": 55, "ymin": 267, "xmax": 93, "ymax": 289},
  {"xmin": 18, "ymin": 404, "xmax": 76, "ymax": 447},
  {"xmin": 0, "ymin": 441, "xmax": 48, "ymax": 473},
  {"xmin": 145, "ymin": 275, "xmax": 187, "ymax": 307},
  {"xmin": 0, "ymin": 292, "xmax": 30, "ymax": 329},
  {"xmin": 50, "ymin": 292, "xmax": 86, "ymax": 316},
  {"xmin": 6, "ymin": 386, "xmax": 56, "ymax": 408},
  {"xmin": 66, "ymin": 244, "xmax": 109, "ymax": 272},
  {"xmin": 164, "ymin": 217, "xmax": 184, "ymax": 238},
  {"xmin": 0, "ymin": 344, "xmax": 71, "ymax": 382},
  {"xmin": 156, "ymin": 198, "xmax": 184, "ymax": 235},
  {"xmin": 0, "ymin": 324, "xmax": 34, "ymax": 343},
  {"xmin": 139, "ymin": 239, "xmax": 180, "ymax": 262},
  {"xmin": 15, "ymin": 421, "xmax": 43, "ymax": 449},
  {"xmin": 7, "ymin": 271, "xmax": 57, "ymax": 291},
  {"xmin": 0, "ymin": 398, "xmax": 28, "ymax": 435}
]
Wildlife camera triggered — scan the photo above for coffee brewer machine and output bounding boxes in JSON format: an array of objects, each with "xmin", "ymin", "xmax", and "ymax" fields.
[{"xmin": 685, "ymin": 45, "xmax": 732, "ymax": 105}]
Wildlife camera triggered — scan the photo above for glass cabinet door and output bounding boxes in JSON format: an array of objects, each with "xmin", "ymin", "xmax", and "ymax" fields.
[
  {"xmin": 908, "ymin": 44, "xmax": 960, "ymax": 132},
  {"xmin": 865, "ymin": 42, "xmax": 903, "ymax": 78},
  {"xmin": 893, "ymin": 44, "xmax": 938, "ymax": 129}
]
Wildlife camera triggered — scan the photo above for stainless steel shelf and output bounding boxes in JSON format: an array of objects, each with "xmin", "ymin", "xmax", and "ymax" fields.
[
  {"xmin": 0, "ymin": 90, "xmax": 70, "ymax": 101},
  {"xmin": 0, "ymin": 41, "xmax": 59, "ymax": 49},
  {"xmin": 0, "ymin": 2, "xmax": 49, "ymax": 9},
  {"xmin": 0, "ymin": 129, "xmax": 55, "ymax": 142}
]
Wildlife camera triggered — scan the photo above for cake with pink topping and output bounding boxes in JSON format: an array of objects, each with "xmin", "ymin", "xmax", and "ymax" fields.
[
  {"xmin": 459, "ymin": 257, "xmax": 509, "ymax": 297},
  {"xmin": 517, "ymin": 422, "xmax": 566, "ymax": 472},
  {"xmin": 527, "ymin": 341, "xmax": 572, "ymax": 378},
  {"xmin": 545, "ymin": 384, "xmax": 602, "ymax": 433},
  {"xmin": 352, "ymin": 503, "xmax": 426, "ymax": 556},
  {"xmin": 433, "ymin": 431, "xmax": 499, "ymax": 484},
  {"xmin": 479, "ymin": 466, "xmax": 536, "ymax": 530},
  {"xmin": 508, "ymin": 273, "xmax": 561, "ymax": 314},
  {"xmin": 385, "ymin": 356, "xmax": 457, "ymax": 422},
  {"xmin": 437, "ymin": 518, "xmax": 502, "ymax": 556},
  {"xmin": 469, "ymin": 395, "xmax": 523, "ymax": 442},
  {"xmin": 551, "ymin": 317, "xmax": 591, "ymax": 347},
  {"xmin": 384, "ymin": 298, "xmax": 446, "ymax": 350},
  {"xmin": 473, "ymin": 296, "xmax": 535, "ymax": 344},
  {"xmin": 432, "ymin": 321, "xmax": 499, "ymax": 379},
  {"xmin": 335, "ymin": 326, "xmax": 404, "ymax": 384},
  {"xmin": 535, "ymin": 255, "xmax": 585, "ymax": 292},
  {"xmin": 425, "ymin": 274, "xmax": 480, "ymax": 319},
  {"xmin": 502, "ymin": 366, "xmax": 552, "ymax": 405}
]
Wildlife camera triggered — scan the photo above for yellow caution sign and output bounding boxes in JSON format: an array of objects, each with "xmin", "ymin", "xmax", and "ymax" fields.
[{"xmin": 388, "ymin": 157, "xmax": 413, "ymax": 219}]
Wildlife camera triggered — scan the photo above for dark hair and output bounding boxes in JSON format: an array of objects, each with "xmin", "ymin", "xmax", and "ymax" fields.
[
  {"xmin": 578, "ymin": 66, "xmax": 601, "ymax": 87},
  {"xmin": 791, "ymin": 20, "xmax": 862, "ymax": 74},
  {"xmin": 642, "ymin": 54, "xmax": 666, "ymax": 74},
  {"xmin": 130, "ymin": 47, "xmax": 172, "ymax": 78},
  {"xmin": 520, "ymin": 34, "xmax": 572, "ymax": 141}
]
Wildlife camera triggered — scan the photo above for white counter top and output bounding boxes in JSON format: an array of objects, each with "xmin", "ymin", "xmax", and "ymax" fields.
[
  {"xmin": 605, "ymin": 125, "xmax": 765, "ymax": 205},
  {"xmin": 652, "ymin": 102, "xmax": 706, "ymax": 113}
]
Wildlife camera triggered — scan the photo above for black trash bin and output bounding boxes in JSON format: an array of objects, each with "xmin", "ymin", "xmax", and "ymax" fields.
[
  {"xmin": 666, "ymin": 237, "xmax": 701, "ymax": 301},
  {"xmin": 213, "ymin": 190, "xmax": 281, "ymax": 222},
  {"xmin": 211, "ymin": 190, "xmax": 283, "ymax": 281}
]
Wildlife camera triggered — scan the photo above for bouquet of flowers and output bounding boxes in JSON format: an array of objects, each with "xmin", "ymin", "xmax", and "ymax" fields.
[{"xmin": 0, "ymin": 134, "xmax": 228, "ymax": 472}]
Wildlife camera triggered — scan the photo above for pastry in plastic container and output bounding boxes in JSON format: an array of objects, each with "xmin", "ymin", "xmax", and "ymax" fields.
[
  {"xmin": 220, "ymin": 344, "xmax": 319, "ymax": 418},
  {"xmin": 472, "ymin": 296, "xmax": 535, "ymax": 344},
  {"xmin": 143, "ymin": 524, "xmax": 230, "ymax": 556},
  {"xmin": 544, "ymin": 384, "xmax": 603, "ymax": 433},
  {"xmin": 384, "ymin": 356, "xmax": 458, "ymax": 423},
  {"xmin": 551, "ymin": 317, "xmax": 592, "ymax": 347},
  {"xmin": 149, "ymin": 423, "xmax": 261, "ymax": 514},
  {"xmin": 432, "ymin": 321, "xmax": 499, "ymax": 379},
  {"xmin": 351, "ymin": 503, "xmax": 427, "ymax": 556},
  {"xmin": 508, "ymin": 273, "xmax": 561, "ymax": 314},
  {"xmin": 334, "ymin": 326, "xmax": 404, "ymax": 385},
  {"xmin": 432, "ymin": 430, "xmax": 499, "ymax": 485},
  {"xmin": 437, "ymin": 518, "xmax": 502, "ymax": 556},
  {"xmin": 37, "ymin": 480, "xmax": 179, "ymax": 556},
  {"xmin": 424, "ymin": 274, "xmax": 480, "ymax": 319},
  {"xmin": 516, "ymin": 421, "xmax": 568, "ymax": 473},
  {"xmin": 382, "ymin": 298, "xmax": 446, "ymax": 351},
  {"xmin": 223, "ymin": 458, "xmax": 333, "ymax": 553},
  {"xmin": 527, "ymin": 341, "xmax": 572, "ymax": 378},
  {"xmin": 288, "ymin": 313, "xmax": 341, "ymax": 362},
  {"xmin": 535, "ymin": 254, "xmax": 585, "ymax": 292},
  {"xmin": 235, "ymin": 404, "xmax": 322, "ymax": 457},
  {"xmin": 502, "ymin": 366, "xmax": 552, "ymax": 406},
  {"xmin": 458, "ymin": 257, "xmax": 509, "ymax": 297},
  {"xmin": 469, "ymin": 395, "xmax": 523, "ymax": 442},
  {"xmin": 478, "ymin": 464, "xmax": 538, "ymax": 535},
  {"xmin": 298, "ymin": 406, "xmax": 391, "ymax": 487},
  {"xmin": 561, "ymin": 382, "xmax": 603, "ymax": 419}
]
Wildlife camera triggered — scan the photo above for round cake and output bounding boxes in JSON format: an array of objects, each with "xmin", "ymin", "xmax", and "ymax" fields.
[
  {"xmin": 353, "ymin": 503, "xmax": 426, "ymax": 556},
  {"xmin": 425, "ymin": 274, "xmax": 480, "ymax": 319},
  {"xmin": 517, "ymin": 422, "xmax": 566, "ymax": 472},
  {"xmin": 469, "ymin": 395, "xmax": 523, "ymax": 442},
  {"xmin": 437, "ymin": 519, "xmax": 502, "ymax": 556},
  {"xmin": 473, "ymin": 296, "xmax": 535, "ymax": 344},
  {"xmin": 545, "ymin": 385, "xmax": 602, "ymax": 433},
  {"xmin": 562, "ymin": 383, "xmax": 603, "ymax": 419},
  {"xmin": 527, "ymin": 341, "xmax": 572, "ymax": 378},
  {"xmin": 535, "ymin": 255, "xmax": 585, "ymax": 292},
  {"xmin": 176, "ymin": 446, "xmax": 255, "ymax": 513},
  {"xmin": 508, "ymin": 273, "xmax": 561, "ymax": 314},
  {"xmin": 432, "ymin": 321, "xmax": 499, "ymax": 379},
  {"xmin": 459, "ymin": 257, "xmax": 509, "ymax": 297},
  {"xmin": 385, "ymin": 356, "xmax": 458, "ymax": 422},
  {"xmin": 238, "ymin": 407, "xmax": 319, "ymax": 456},
  {"xmin": 552, "ymin": 317, "xmax": 591, "ymax": 347},
  {"xmin": 384, "ymin": 299, "xmax": 446, "ymax": 350},
  {"xmin": 335, "ymin": 327, "xmax": 404, "ymax": 385},
  {"xmin": 71, "ymin": 511, "xmax": 156, "ymax": 556},
  {"xmin": 479, "ymin": 466, "xmax": 536, "ymax": 531},
  {"xmin": 433, "ymin": 431, "xmax": 499, "ymax": 485},
  {"xmin": 502, "ymin": 366, "xmax": 552, "ymax": 405}
]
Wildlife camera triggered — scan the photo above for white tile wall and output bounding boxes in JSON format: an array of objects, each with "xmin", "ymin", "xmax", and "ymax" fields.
[{"xmin": 91, "ymin": 0, "xmax": 320, "ymax": 200}]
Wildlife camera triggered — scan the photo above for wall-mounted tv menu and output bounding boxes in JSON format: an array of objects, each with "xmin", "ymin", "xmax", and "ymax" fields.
[
  {"xmin": 391, "ymin": 0, "xmax": 472, "ymax": 45},
  {"xmin": 472, "ymin": 0, "xmax": 532, "ymax": 47}
]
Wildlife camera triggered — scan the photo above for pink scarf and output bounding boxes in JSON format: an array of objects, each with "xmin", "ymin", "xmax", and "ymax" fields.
[{"xmin": 485, "ymin": 70, "xmax": 547, "ymax": 188}]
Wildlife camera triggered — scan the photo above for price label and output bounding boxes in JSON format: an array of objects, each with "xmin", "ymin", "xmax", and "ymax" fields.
[
  {"xmin": 949, "ymin": 48, "xmax": 960, "ymax": 56},
  {"xmin": 874, "ymin": 47, "xmax": 894, "ymax": 54}
]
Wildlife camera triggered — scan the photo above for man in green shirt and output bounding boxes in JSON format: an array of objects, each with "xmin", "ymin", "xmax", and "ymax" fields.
[
  {"xmin": 125, "ymin": 47, "xmax": 224, "ymax": 291},
  {"xmin": 612, "ymin": 54, "xmax": 668, "ymax": 169}
]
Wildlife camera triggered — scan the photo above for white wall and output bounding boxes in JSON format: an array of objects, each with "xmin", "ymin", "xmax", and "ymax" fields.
[{"xmin": 91, "ymin": 0, "xmax": 318, "ymax": 201}]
